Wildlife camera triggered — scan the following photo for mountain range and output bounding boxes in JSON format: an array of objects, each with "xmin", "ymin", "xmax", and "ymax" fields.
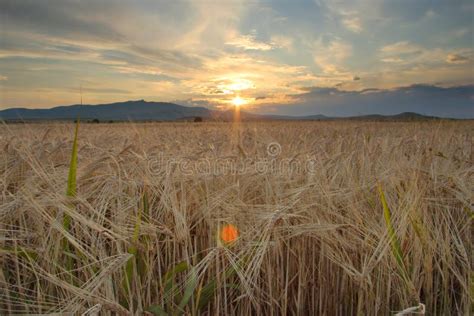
[{"xmin": 0, "ymin": 100, "xmax": 448, "ymax": 121}]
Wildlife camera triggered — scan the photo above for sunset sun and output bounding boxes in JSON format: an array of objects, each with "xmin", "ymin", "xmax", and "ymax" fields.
[{"xmin": 231, "ymin": 96, "xmax": 247, "ymax": 107}]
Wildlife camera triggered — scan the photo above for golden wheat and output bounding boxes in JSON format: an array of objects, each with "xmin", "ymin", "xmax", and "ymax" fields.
[{"xmin": 0, "ymin": 121, "xmax": 472, "ymax": 315}]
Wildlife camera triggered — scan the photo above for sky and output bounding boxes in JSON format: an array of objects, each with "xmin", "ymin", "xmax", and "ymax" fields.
[{"xmin": 0, "ymin": 0, "xmax": 473, "ymax": 118}]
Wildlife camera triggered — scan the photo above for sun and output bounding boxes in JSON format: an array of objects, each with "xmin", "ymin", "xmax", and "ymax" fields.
[{"xmin": 231, "ymin": 96, "xmax": 247, "ymax": 107}]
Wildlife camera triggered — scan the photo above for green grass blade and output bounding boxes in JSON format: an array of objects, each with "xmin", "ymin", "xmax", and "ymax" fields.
[
  {"xmin": 197, "ymin": 262, "xmax": 240, "ymax": 310},
  {"xmin": 64, "ymin": 119, "xmax": 79, "ymax": 232},
  {"xmin": 197, "ymin": 279, "xmax": 217, "ymax": 311},
  {"xmin": 178, "ymin": 267, "xmax": 198, "ymax": 311},
  {"xmin": 122, "ymin": 189, "xmax": 148, "ymax": 303},
  {"xmin": 197, "ymin": 282, "xmax": 238, "ymax": 311},
  {"xmin": 378, "ymin": 184, "xmax": 407, "ymax": 278},
  {"xmin": 144, "ymin": 261, "xmax": 189, "ymax": 314},
  {"xmin": 66, "ymin": 119, "xmax": 79, "ymax": 198},
  {"xmin": 62, "ymin": 120, "xmax": 79, "ymax": 275},
  {"xmin": 164, "ymin": 261, "xmax": 189, "ymax": 295},
  {"xmin": 147, "ymin": 305, "xmax": 169, "ymax": 316}
]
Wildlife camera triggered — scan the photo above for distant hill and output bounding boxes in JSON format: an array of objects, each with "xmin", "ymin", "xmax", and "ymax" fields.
[
  {"xmin": 0, "ymin": 100, "xmax": 447, "ymax": 122},
  {"xmin": 346, "ymin": 112, "xmax": 438, "ymax": 121},
  {"xmin": 0, "ymin": 100, "xmax": 212, "ymax": 121}
]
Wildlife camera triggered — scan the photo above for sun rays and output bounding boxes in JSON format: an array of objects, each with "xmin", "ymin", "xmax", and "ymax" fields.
[{"xmin": 231, "ymin": 96, "xmax": 247, "ymax": 107}]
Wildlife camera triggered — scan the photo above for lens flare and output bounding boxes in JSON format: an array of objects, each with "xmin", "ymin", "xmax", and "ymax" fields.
[{"xmin": 220, "ymin": 224, "xmax": 239, "ymax": 243}]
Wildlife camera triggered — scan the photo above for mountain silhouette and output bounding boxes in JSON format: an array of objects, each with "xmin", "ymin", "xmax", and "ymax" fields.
[
  {"xmin": 0, "ymin": 100, "xmax": 446, "ymax": 121},
  {"xmin": 0, "ymin": 100, "xmax": 211, "ymax": 121}
]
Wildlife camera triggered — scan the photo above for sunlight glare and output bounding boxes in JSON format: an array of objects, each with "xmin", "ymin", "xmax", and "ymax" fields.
[{"xmin": 231, "ymin": 96, "xmax": 247, "ymax": 107}]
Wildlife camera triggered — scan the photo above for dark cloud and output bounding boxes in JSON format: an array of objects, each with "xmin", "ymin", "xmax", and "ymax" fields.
[
  {"xmin": 0, "ymin": 0, "xmax": 124, "ymax": 42},
  {"xmin": 446, "ymin": 54, "xmax": 470, "ymax": 64},
  {"xmin": 0, "ymin": 0, "xmax": 202, "ymax": 72},
  {"xmin": 359, "ymin": 88, "xmax": 382, "ymax": 94},
  {"xmin": 353, "ymin": 76, "xmax": 361, "ymax": 81},
  {"xmin": 295, "ymin": 86, "xmax": 342, "ymax": 96},
  {"xmin": 276, "ymin": 84, "xmax": 474, "ymax": 118}
]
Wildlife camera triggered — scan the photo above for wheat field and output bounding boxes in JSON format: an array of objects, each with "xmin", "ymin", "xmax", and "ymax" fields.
[{"xmin": 0, "ymin": 121, "xmax": 472, "ymax": 315}]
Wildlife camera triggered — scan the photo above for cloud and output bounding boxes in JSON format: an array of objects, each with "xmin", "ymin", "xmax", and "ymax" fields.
[
  {"xmin": 0, "ymin": 0, "xmax": 473, "ymax": 117},
  {"xmin": 265, "ymin": 84, "xmax": 474, "ymax": 118},
  {"xmin": 380, "ymin": 57, "xmax": 404, "ymax": 63},
  {"xmin": 0, "ymin": 0, "xmax": 124, "ymax": 42},
  {"xmin": 0, "ymin": 75, "xmax": 7, "ymax": 81},
  {"xmin": 67, "ymin": 87, "xmax": 130, "ymax": 94},
  {"xmin": 270, "ymin": 35, "xmax": 293, "ymax": 50},
  {"xmin": 342, "ymin": 16, "xmax": 363, "ymax": 33},
  {"xmin": 320, "ymin": 39, "xmax": 352, "ymax": 63},
  {"xmin": 446, "ymin": 53, "xmax": 470, "ymax": 64},
  {"xmin": 379, "ymin": 41, "xmax": 448, "ymax": 65},
  {"xmin": 372, "ymin": 43, "xmax": 474, "ymax": 89},
  {"xmin": 178, "ymin": 54, "xmax": 318, "ymax": 106},
  {"xmin": 226, "ymin": 34, "xmax": 274, "ymax": 51},
  {"xmin": 172, "ymin": 98, "xmax": 221, "ymax": 110},
  {"xmin": 313, "ymin": 38, "xmax": 353, "ymax": 80},
  {"xmin": 315, "ymin": 1, "xmax": 365, "ymax": 33},
  {"xmin": 380, "ymin": 41, "xmax": 422, "ymax": 55}
]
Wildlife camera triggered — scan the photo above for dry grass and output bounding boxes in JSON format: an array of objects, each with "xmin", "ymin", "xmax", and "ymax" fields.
[{"xmin": 0, "ymin": 121, "xmax": 472, "ymax": 315}]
